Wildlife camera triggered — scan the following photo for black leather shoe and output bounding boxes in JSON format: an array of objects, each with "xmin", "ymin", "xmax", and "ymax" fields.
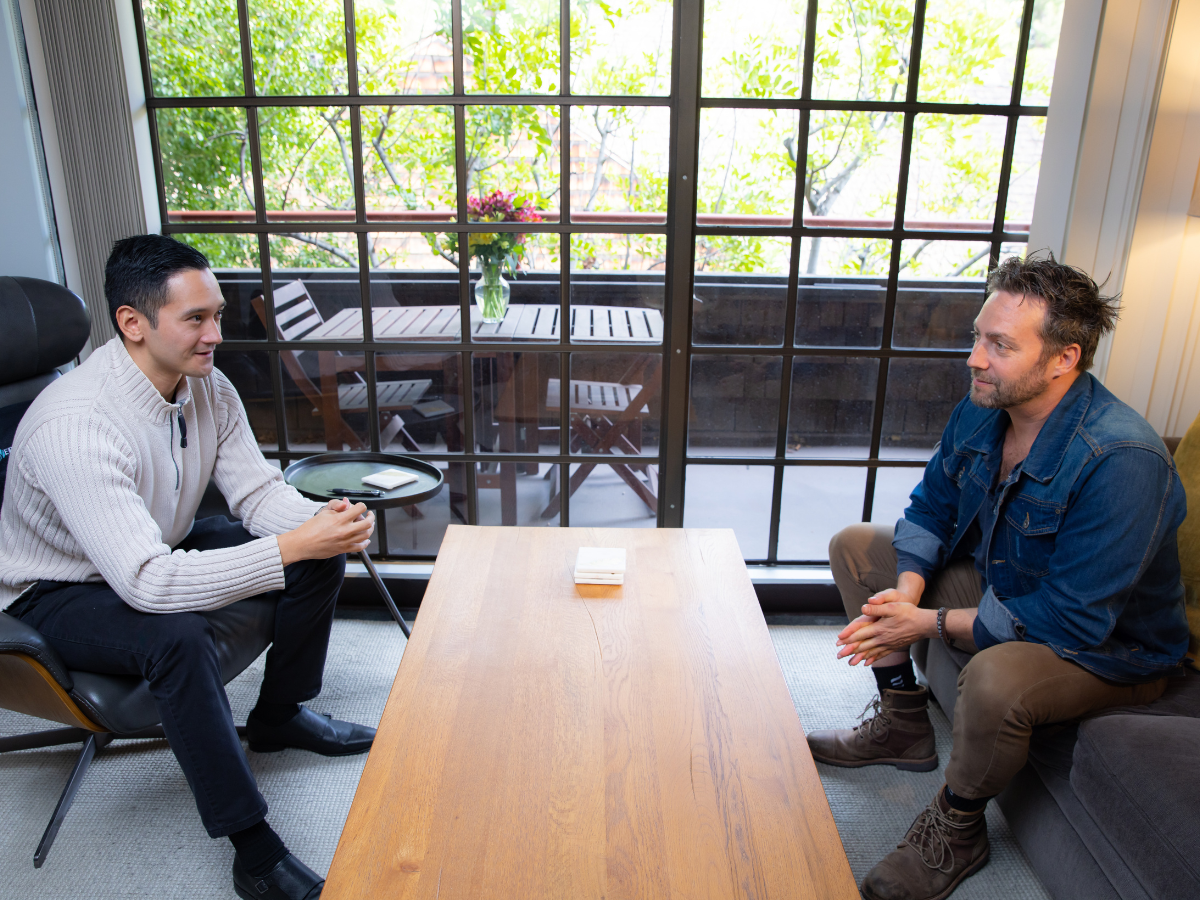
[
  {"xmin": 246, "ymin": 705, "xmax": 375, "ymax": 756},
  {"xmin": 233, "ymin": 852, "xmax": 323, "ymax": 900}
]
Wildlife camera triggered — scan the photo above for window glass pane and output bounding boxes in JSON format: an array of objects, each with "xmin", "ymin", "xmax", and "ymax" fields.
[
  {"xmin": 796, "ymin": 237, "xmax": 891, "ymax": 348},
  {"xmin": 571, "ymin": 0, "xmax": 672, "ymax": 96},
  {"xmin": 813, "ymin": 0, "xmax": 914, "ymax": 102},
  {"xmin": 787, "ymin": 356, "xmax": 879, "ymax": 458},
  {"xmin": 1022, "ymin": 0, "xmax": 1066, "ymax": 105},
  {"xmin": 683, "ymin": 464, "xmax": 774, "ymax": 559},
  {"xmin": 567, "ymin": 461, "xmax": 659, "ymax": 525},
  {"xmin": 473, "ymin": 351, "xmax": 561, "ymax": 454},
  {"xmin": 805, "ymin": 110, "xmax": 903, "ymax": 227},
  {"xmin": 355, "ymin": 0, "xmax": 454, "ymax": 95},
  {"xmin": 905, "ymin": 114, "xmax": 1006, "ymax": 230},
  {"xmin": 870, "ymin": 466, "xmax": 925, "ymax": 524},
  {"xmin": 267, "ymin": 234, "xmax": 362, "ymax": 342},
  {"xmin": 700, "ymin": 0, "xmax": 805, "ymax": 98},
  {"xmin": 175, "ymin": 233, "xmax": 263, "ymax": 340},
  {"xmin": 279, "ymin": 347, "xmax": 365, "ymax": 451},
  {"xmin": 893, "ymin": 240, "xmax": 987, "ymax": 349},
  {"xmin": 362, "ymin": 106, "xmax": 456, "ymax": 222},
  {"xmin": 918, "ymin": 0, "xmax": 1024, "ymax": 104},
  {"xmin": 461, "ymin": 0, "xmax": 560, "ymax": 94},
  {"xmin": 142, "ymin": 0, "xmax": 243, "ymax": 97},
  {"xmin": 688, "ymin": 355, "xmax": 782, "ymax": 457},
  {"xmin": 461, "ymin": 232, "xmax": 561, "ymax": 343},
  {"xmin": 214, "ymin": 350, "xmax": 275, "ymax": 447},
  {"xmin": 696, "ymin": 108, "xmax": 799, "ymax": 225},
  {"xmin": 158, "ymin": 108, "xmax": 253, "ymax": 224},
  {"xmin": 385, "ymin": 462, "xmax": 467, "ymax": 555},
  {"xmin": 570, "ymin": 106, "xmax": 670, "ymax": 224},
  {"xmin": 258, "ymin": 107, "xmax": 355, "ymax": 221},
  {"xmin": 1004, "ymin": 117, "xmax": 1045, "ymax": 232},
  {"xmin": 248, "ymin": 0, "xmax": 347, "ymax": 96},
  {"xmin": 881, "ymin": 358, "xmax": 971, "ymax": 457},
  {"xmin": 368, "ymin": 232, "xmax": 462, "ymax": 341},
  {"xmin": 464, "ymin": 106, "xmax": 561, "ymax": 220},
  {"xmin": 778, "ymin": 467, "xmax": 868, "ymax": 560},
  {"xmin": 374, "ymin": 353, "xmax": 464, "ymax": 452},
  {"xmin": 692, "ymin": 236, "xmax": 791, "ymax": 347},
  {"xmin": 571, "ymin": 234, "xmax": 666, "ymax": 345},
  {"xmin": 569, "ymin": 353, "xmax": 661, "ymax": 457},
  {"xmin": 475, "ymin": 461, "xmax": 561, "ymax": 526}
]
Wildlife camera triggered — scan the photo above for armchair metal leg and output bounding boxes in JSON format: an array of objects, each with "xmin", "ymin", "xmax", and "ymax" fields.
[
  {"xmin": 34, "ymin": 731, "xmax": 112, "ymax": 868},
  {"xmin": 0, "ymin": 727, "xmax": 92, "ymax": 753}
]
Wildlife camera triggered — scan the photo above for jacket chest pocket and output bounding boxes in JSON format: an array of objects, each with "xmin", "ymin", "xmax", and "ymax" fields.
[{"xmin": 1004, "ymin": 497, "xmax": 1063, "ymax": 579}]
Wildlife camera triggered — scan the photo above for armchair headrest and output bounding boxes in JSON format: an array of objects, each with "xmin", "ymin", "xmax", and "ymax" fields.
[{"xmin": 0, "ymin": 277, "xmax": 91, "ymax": 388}]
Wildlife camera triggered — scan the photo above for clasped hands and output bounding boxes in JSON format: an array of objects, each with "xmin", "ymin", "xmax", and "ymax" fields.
[
  {"xmin": 836, "ymin": 587, "xmax": 937, "ymax": 667},
  {"xmin": 277, "ymin": 497, "xmax": 376, "ymax": 566}
]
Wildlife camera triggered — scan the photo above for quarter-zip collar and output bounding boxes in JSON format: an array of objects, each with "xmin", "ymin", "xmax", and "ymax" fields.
[{"xmin": 107, "ymin": 336, "xmax": 194, "ymax": 425}]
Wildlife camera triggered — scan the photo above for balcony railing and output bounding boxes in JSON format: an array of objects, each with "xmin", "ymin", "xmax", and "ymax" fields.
[{"xmin": 167, "ymin": 210, "xmax": 1030, "ymax": 232}]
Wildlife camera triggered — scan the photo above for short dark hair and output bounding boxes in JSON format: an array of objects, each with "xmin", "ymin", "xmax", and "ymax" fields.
[
  {"xmin": 986, "ymin": 251, "xmax": 1120, "ymax": 372},
  {"xmin": 105, "ymin": 234, "xmax": 210, "ymax": 335}
]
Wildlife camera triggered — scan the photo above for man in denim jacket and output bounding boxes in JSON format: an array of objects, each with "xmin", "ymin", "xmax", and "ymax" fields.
[{"xmin": 807, "ymin": 254, "xmax": 1189, "ymax": 900}]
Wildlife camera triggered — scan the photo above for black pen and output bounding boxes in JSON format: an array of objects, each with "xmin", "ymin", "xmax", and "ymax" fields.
[{"xmin": 329, "ymin": 487, "xmax": 384, "ymax": 497}]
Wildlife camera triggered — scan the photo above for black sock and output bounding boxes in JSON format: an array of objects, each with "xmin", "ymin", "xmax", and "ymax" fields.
[
  {"xmin": 250, "ymin": 699, "xmax": 301, "ymax": 727},
  {"xmin": 943, "ymin": 784, "xmax": 989, "ymax": 813},
  {"xmin": 229, "ymin": 819, "xmax": 289, "ymax": 877},
  {"xmin": 872, "ymin": 659, "xmax": 917, "ymax": 693}
]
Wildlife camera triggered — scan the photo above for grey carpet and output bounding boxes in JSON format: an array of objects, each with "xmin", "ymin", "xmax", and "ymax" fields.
[{"xmin": 0, "ymin": 621, "xmax": 1049, "ymax": 899}]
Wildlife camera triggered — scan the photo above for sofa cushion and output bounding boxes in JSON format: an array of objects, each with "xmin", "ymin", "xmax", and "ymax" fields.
[
  {"xmin": 1175, "ymin": 412, "xmax": 1200, "ymax": 661},
  {"xmin": 1071, "ymin": 714, "xmax": 1200, "ymax": 900}
]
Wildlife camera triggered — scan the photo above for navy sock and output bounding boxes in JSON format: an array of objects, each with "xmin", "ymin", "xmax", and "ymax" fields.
[
  {"xmin": 943, "ymin": 784, "xmax": 989, "ymax": 813},
  {"xmin": 229, "ymin": 819, "xmax": 289, "ymax": 877},
  {"xmin": 250, "ymin": 700, "xmax": 300, "ymax": 727},
  {"xmin": 872, "ymin": 659, "xmax": 917, "ymax": 693}
]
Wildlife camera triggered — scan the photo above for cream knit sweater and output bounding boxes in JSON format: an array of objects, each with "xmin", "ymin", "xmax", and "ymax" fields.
[{"xmin": 0, "ymin": 337, "xmax": 321, "ymax": 613}]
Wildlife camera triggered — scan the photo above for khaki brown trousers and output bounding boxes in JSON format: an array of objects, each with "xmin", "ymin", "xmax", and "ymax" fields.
[{"xmin": 829, "ymin": 523, "xmax": 1168, "ymax": 800}]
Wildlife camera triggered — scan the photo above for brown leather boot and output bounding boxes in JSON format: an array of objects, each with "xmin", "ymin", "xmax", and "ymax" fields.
[
  {"xmin": 860, "ymin": 788, "xmax": 990, "ymax": 900},
  {"xmin": 806, "ymin": 688, "xmax": 937, "ymax": 771}
]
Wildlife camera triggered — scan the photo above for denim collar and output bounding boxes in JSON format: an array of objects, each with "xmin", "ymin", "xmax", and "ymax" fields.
[{"xmin": 957, "ymin": 372, "xmax": 1094, "ymax": 484}]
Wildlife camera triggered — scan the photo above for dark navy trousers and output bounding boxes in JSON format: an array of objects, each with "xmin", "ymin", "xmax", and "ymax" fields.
[{"xmin": 11, "ymin": 517, "xmax": 344, "ymax": 837}]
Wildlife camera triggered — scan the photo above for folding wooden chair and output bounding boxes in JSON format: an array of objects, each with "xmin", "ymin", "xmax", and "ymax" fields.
[
  {"xmin": 251, "ymin": 281, "xmax": 430, "ymax": 451},
  {"xmin": 539, "ymin": 358, "xmax": 660, "ymax": 518}
]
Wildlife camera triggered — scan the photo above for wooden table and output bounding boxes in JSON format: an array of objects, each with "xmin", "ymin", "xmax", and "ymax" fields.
[
  {"xmin": 324, "ymin": 526, "xmax": 857, "ymax": 900},
  {"xmin": 307, "ymin": 304, "xmax": 664, "ymax": 342}
]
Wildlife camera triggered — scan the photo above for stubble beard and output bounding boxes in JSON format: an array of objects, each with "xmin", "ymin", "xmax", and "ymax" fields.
[{"xmin": 969, "ymin": 364, "xmax": 1051, "ymax": 409}]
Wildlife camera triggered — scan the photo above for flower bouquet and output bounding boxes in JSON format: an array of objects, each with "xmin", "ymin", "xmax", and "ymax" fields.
[{"xmin": 426, "ymin": 190, "xmax": 542, "ymax": 323}]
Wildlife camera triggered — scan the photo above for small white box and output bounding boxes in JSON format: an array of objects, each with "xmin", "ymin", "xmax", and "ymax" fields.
[
  {"xmin": 574, "ymin": 547, "xmax": 626, "ymax": 576},
  {"xmin": 362, "ymin": 468, "xmax": 418, "ymax": 491}
]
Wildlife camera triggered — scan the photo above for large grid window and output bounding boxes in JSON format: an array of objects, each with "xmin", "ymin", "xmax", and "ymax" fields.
[{"xmin": 134, "ymin": 0, "xmax": 1064, "ymax": 562}]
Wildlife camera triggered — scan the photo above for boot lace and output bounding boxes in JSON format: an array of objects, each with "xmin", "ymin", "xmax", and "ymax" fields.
[
  {"xmin": 901, "ymin": 802, "xmax": 970, "ymax": 873},
  {"xmin": 854, "ymin": 696, "xmax": 892, "ymax": 741}
]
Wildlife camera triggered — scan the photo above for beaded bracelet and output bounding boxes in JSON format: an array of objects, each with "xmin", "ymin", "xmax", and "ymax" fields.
[{"xmin": 936, "ymin": 606, "xmax": 953, "ymax": 648}]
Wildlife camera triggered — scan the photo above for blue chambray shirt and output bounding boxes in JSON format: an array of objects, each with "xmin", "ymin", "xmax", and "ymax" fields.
[{"xmin": 893, "ymin": 372, "xmax": 1189, "ymax": 683}]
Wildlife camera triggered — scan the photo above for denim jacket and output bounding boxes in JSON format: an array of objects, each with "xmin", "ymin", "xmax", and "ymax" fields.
[{"xmin": 894, "ymin": 372, "xmax": 1188, "ymax": 683}]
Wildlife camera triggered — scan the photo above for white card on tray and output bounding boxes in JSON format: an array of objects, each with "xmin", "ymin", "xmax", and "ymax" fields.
[
  {"xmin": 575, "ymin": 546, "xmax": 627, "ymax": 575},
  {"xmin": 362, "ymin": 468, "xmax": 418, "ymax": 491}
]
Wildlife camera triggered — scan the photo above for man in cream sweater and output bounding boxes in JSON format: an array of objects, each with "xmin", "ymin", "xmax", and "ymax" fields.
[{"xmin": 0, "ymin": 235, "xmax": 375, "ymax": 900}]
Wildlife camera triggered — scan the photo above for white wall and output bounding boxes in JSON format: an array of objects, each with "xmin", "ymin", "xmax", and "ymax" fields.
[
  {"xmin": 0, "ymin": 0, "xmax": 58, "ymax": 282},
  {"xmin": 1103, "ymin": 0, "xmax": 1200, "ymax": 437}
]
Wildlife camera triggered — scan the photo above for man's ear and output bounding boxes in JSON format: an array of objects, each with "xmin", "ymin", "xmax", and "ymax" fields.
[
  {"xmin": 115, "ymin": 305, "xmax": 148, "ymax": 343},
  {"xmin": 1052, "ymin": 343, "xmax": 1082, "ymax": 377}
]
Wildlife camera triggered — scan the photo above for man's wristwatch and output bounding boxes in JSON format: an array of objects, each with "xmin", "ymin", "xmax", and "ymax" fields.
[{"xmin": 936, "ymin": 607, "xmax": 953, "ymax": 648}]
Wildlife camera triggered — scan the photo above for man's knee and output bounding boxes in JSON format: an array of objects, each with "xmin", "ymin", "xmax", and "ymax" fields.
[
  {"xmin": 829, "ymin": 523, "xmax": 895, "ymax": 618},
  {"xmin": 283, "ymin": 552, "xmax": 345, "ymax": 606},
  {"xmin": 955, "ymin": 643, "xmax": 1050, "ymax": 730}
]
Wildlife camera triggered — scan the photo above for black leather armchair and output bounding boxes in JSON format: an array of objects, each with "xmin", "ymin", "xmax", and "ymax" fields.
[{"xmin": 0, "ymin": 277, "xmax": 276, "ymax": 867}]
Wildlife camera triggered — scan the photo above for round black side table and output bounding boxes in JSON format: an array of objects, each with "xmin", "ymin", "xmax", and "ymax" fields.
[{"xmin": 283, "ymin": 452, "xmax": 444, "ymax": 637}]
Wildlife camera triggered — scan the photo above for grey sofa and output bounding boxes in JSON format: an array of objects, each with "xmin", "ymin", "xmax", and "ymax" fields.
[{"xmin": 913, "ymin": 638, "xmax": 1200, "ymax": 900}]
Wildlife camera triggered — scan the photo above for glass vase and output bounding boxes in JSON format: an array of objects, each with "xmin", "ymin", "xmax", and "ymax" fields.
[{"xmin": 474, "ymin": 261, "xmax": 510, "ymax": 324}]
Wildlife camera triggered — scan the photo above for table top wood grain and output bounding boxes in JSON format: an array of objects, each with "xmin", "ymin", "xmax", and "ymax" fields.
[
  {"xmin": 322, "ymin": 526, "xmax": 857, "ymax": 900},
  {"xmin": 306, "ymin": 304, "xmax": 664, "ymax": 343}
]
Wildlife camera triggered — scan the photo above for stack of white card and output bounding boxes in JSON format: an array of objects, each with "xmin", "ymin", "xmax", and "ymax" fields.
[
  {"xmin": 361, "ymin": 468, "xmax": 418, "ymax": 490},
  {"xmin": 574, "ymin": 547, "xmax": 626, "ymax": 585}
]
